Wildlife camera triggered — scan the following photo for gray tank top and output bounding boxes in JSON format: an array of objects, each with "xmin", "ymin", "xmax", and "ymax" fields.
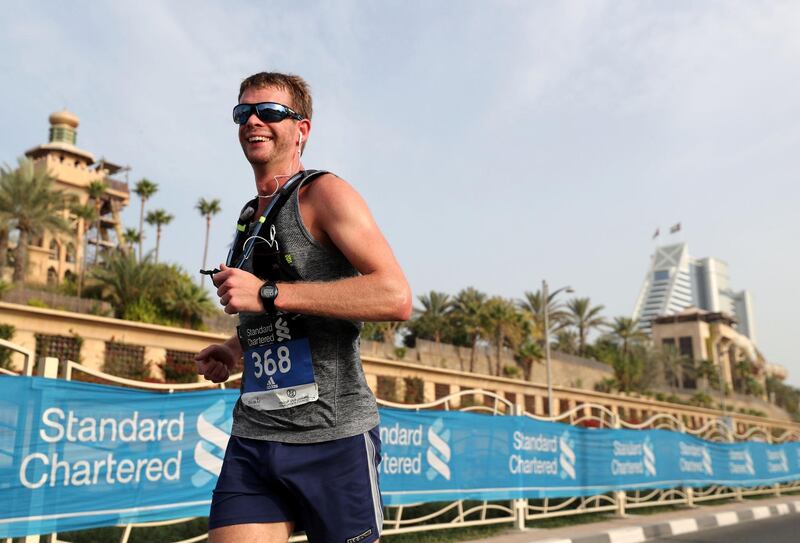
[{"xmin": 230, "ymin": 174, "xmax": 380, "ymax": 443}]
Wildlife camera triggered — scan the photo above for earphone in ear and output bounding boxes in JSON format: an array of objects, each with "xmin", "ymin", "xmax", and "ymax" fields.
[{"xmin": 297, "ymin": 133, "xmax": 303, "ymax": 146}]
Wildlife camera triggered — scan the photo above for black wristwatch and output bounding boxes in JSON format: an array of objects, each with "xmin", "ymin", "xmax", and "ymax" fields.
[{"xmin": 258, "ymin": 280, "xmax": 279, "ymax": 314}]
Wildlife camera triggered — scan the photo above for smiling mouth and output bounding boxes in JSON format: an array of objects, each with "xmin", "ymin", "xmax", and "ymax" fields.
[{"xmin": 246, "ymin": 136, "xmax": 271, "ymax": 143}]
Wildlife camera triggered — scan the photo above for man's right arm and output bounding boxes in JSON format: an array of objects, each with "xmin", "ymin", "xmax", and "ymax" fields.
[{"xmin": 195, "ymin": 335, "xmax": 242, "ymax": 383}]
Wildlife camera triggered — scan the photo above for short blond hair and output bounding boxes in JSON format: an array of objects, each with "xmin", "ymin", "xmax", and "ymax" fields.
[{"xmin": 238, "ymin": 72, "xmax": 313, "ymax": 120}]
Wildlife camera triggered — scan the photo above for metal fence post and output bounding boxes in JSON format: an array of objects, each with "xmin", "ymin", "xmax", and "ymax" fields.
[
  {"xmin": 725, "ymin": 420, "xmax": 744, "ymax": 502},
  {"xmin": 768, "ymin": 432, "xmax": 782, "ymax": 497},
  {"xmin": 612, "ymin": 414, "xmax": 627, "ymax": 518},
  {"xmin": 512, "ymin": 403, "xmax": 528, "ymax": 531},
  {"xmin": 679, "ymin": 421, "xmax": 696, "ymax": 508}
]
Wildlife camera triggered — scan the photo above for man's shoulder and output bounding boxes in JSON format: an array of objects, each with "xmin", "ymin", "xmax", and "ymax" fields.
[{"xmin": 302, "ymin": 172, "xmax": 364, "ymax": 216}]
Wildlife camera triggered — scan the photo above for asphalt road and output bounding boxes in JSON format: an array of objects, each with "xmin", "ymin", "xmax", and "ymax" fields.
[{"xmin": 652, "ymin": 513, "xmax": 800, "ymax": 542}]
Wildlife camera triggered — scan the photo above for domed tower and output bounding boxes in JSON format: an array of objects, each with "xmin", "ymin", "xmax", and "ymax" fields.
[
  {"xmin": 14, "ymin": 111, "xmax": 132, "ymax": 287},
  {"xmin": 48, "ymin": 109, "xmax": 81, "ymax": 146}
]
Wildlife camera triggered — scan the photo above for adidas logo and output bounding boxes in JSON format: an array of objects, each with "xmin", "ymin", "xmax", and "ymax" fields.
[{"xmin": 266, "ymin": 377, "xmax": 278, "ymax": 390}]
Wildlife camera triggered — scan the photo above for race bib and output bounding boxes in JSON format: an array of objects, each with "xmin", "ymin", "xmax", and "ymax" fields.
[{"xmin": 238, "ymin": 314, "xmax": 318, "ymax": 410}]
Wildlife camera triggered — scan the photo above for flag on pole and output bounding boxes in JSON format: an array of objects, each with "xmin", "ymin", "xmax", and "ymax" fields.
[
  {"xmin": 670, "ymin": 222, "xmax": 681, "ymax": 234},
  {"xmin": 652, "ymin": 227, "xmax": 660, "ymax": 240}
]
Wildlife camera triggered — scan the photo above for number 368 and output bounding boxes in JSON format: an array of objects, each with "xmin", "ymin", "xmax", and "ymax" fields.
[{"xmin": 252, "ymin": 346, "xmax": 292, "ymax": 378}]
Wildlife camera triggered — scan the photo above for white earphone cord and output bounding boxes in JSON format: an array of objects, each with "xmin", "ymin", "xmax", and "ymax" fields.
[{"xmin": 256, "ymin": 131, "xmax": 304, "ymax": 199}]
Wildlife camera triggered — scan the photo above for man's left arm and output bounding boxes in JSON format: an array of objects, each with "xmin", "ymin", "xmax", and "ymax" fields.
[{"xmin": 215, "ymin": 176, "xmax": 412, "ymax": 322}]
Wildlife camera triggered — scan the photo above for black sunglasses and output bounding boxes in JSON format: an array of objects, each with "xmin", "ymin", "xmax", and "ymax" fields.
[{"xmin": 232, "ymin": 102, "xmax": 304, "ymax": 125}]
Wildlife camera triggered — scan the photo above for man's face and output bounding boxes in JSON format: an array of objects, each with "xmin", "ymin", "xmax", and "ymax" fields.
[{"xmin": 238, "ymin": 86, "xmax": 299, "ymax": 166}]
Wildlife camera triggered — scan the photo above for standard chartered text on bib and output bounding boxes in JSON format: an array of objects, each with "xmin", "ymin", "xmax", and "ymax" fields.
[{"xmin": 238, "ymin": 314, "xmax": 319, "ymax": 410}]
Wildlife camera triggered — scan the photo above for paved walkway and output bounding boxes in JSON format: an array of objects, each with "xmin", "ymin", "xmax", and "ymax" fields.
[{"xmin": 463, "ymin": 495, "xmax": 800, "ymax": 543}]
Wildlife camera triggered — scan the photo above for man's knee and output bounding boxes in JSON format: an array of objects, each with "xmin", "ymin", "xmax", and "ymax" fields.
[{"xmin": 208, "ymin": 521, "xmax": 293, "ymax": 543}]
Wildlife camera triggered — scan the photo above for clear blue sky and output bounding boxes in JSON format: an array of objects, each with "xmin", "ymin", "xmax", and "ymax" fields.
[{"xmin": 2, "ymin": 1, "xmax": 799, "ymax": 386}]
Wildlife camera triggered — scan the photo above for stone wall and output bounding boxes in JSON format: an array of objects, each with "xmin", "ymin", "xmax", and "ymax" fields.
[{"xmin": 360, "ymin": 338, "xmax": 614, "ymax": 391}]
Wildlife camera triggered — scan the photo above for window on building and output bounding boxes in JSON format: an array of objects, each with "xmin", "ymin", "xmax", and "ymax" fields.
[
  {"xmin": 434, "ymin": 383, "xmax": 451, "ymax": 400},
  {"xmin": 104, "ymin": 341, "xmax": 147, "ymax": 380},
  {"xmin": 31, "ymin": 233, "xmax": 45, "ymax": 247},
  {"xmin": 678, "ymin": 337, "xmax": 693, "ymax": 359},
  {"xmin": 524, "ymin": 394, "xmax": 537, "ymax": 415},
  {"xmin": 35, "ymin": 333, "xmax": 81, "ymax": 364},
  {"xmin": 376, "ymin": 376, "xmax": 397, "ymax": 402},
  {"xmin": 668, "ymin": 337, "xmax": 695, "ymax": 389},
  {"xmin": 65, "ymin": 243, "xmax": 76, "ymax": 263},
  {"xmin": 162, "ymin": 349, "xmax": 199, "ymax": 384},
  {"xmin": 403, "ymin": 377, "xmax": 425, "ymax": 404},
  {"xmin": 661, "ymin": 339, "xmax": 680, "ymax": 388},
  {"xmin": 49, "ymin": 239, "xmax": 59, "ymax": 260},
  {"xmin": 653, "ymin": 270, "xmax": 670, "ymax": 281},
  {"xmin": 47, "ymin": 267, "xmax": 58, "ymax": 285}
]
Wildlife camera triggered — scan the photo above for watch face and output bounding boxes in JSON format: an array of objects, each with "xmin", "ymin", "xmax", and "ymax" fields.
[{"xmin": 260, "ymin": 284, "xmax": 278, "ymax": 299}]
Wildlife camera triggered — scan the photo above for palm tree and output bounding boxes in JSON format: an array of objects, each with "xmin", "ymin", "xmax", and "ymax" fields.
[
  {"xmin": 554, "ymin": 330, "xmax": 578, "ymax": 354},
  {"xmin": 451, "ymin": 287, "xmax": 488, "ymax": 372},
  {"xmin": 515, "ymin": 340, "xmax": 544, "ymax": 381},
  {"xmin": 696, "ymin": 358, "xmax": 720, "ymax": 393},
  {"xmin": 196, "ymin": 198, "xmax": 222, "ymax": 285},
  {"xmin": 134, "ymin": 178, "xmax": 158, "ymax": 263},
  {"xmin": 519, "ymin": 288, "xmax": 570, "ymax": 346},
  {"xmin": 86, "ymin": 180, "xmax": 107, "ymax": 264},
  {"xmin": 122, "ymin": 227, "xmax": 142, "ymax": 260},
  {"xmin": 658, "ymin": 345, "xmax": 685, "ymax": 393},
  {"xmin": 0, "ymin": 223, "xmax": 9, "ymax": 274},
  {"xmin": 145, "ymin": 209, "xmax": 173, "ymax": 263},
  {"xmin": 86, "ymin": 251, "xmax": 153, "ymax": 318},
  {"xmin": 483, "ymin": 296, "xmax": 525, "ymax": 376},
  {"xmin": 0, "ymin": 159, "xmax": 74, "ymax": 283},
  {"xmin": 608, "ymin": 316, "xmax": 648, "ymax": 360},
  {"xmin": 566, "ymin": 297, "xmax": 607, "ymax": 357},
  {"xmin": 163, "ymin": 276, "xmax": 215, "ymax": 328},
  {"xmin": 412, "ymin": 291, "xmax": 453, "ymax": 347},
  {"xmin": 70, "ymin": 203, "xmax": 98, "ymax": 298}
]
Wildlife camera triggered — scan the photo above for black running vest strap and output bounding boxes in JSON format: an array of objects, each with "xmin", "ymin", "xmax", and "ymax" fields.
[{"xmin": 225, "ymin": 170, "xmax": 328, "ymax": 278}]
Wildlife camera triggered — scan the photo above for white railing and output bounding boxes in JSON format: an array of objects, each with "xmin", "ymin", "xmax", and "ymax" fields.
[
  {"xmin": 2, "ymin": 348, "xmax": 797, "ymax": 543},
  {"xmin": 63, "ymin": 360, "xmax": 242, "ymax": 392},
  {"xmin": 0, "ymin": 338, "xmax": 34, "ymax": 376}
]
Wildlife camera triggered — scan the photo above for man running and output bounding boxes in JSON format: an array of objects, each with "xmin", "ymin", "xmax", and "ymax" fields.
[{"xmin": 195, "ymin": 72, "xmax": 411, "ymax": 543}]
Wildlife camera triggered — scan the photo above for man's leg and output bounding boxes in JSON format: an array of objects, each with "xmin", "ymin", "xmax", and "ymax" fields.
[{"xmin": 208, "ymin": 521, "xmax": 294, "ymax": 543}]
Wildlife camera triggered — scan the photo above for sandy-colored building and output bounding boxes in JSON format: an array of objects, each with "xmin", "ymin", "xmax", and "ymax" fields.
[
  {"xmin": 4, "ymin": 110, "xmax": 130, "ymax": 285},
  {"xmin": 650, "ymin": 307, "xmax": 782, "ymax": 398}
]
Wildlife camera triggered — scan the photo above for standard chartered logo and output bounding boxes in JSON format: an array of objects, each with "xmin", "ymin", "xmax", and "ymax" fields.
[
  {"xmin": 745, "ymin": 450, "xmax": 755, "ymax": 475},
  {"xmin": 426, "ymin": 418, "xmax": 451, "ymax": 481},
  {"xmin": 559, "ymin": 430, "xmax": 576, "ymax": 480},
  {"xmin": 643, "ymin": 437, "xmax": 656, "ymax": 477},
  {"xmin": 767, "ymin": 449, "xmax": 789, "ymax": 474},
  {"xmin": 612, "ymin": 438, "xmax": 656, "ymax": 477},
  {"xmin": 729, "ymin": 448, "xmax": 755, "ymax": 476},
  {"xmin": 379, "ymin": 420, "xmax": 451, "ymax": 480},
  {"xmin": 678, "ymin": 441, "xmax": 712, "ymax": 476},
  {"xmin": 192, "ymin": 400, "xmax": 232, "ymax": 488},
  {"xmin": 702, "ymin": 447, "xmax": 713, "ymax": 475}
]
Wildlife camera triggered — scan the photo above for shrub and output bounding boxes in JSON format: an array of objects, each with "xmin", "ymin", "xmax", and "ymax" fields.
[{"xmin": 0, "ymin": 323, "xmax": 15, "ymax": 369}]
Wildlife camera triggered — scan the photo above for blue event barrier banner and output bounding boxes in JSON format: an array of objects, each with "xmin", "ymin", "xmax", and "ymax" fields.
[{"xmin": 0, "ymin": 376, "xmax": 799, "ymax": 538}]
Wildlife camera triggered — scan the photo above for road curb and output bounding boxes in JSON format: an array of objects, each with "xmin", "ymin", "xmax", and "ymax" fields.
[{"xmin": 537, "ymin": 499, "xmax": 800, "ymax": 543}]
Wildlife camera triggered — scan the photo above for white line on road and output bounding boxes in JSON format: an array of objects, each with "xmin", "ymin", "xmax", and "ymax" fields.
[
  {"xmin": 607, "ymin": 527, "xmax": 645, "ymax": 543},
  {"xmin": 775, "ymin": 503, "xmax": 790, "ymax": 515},
  {"xmin": 714, "ymin": 511, "xmax": 739, "ymax": 527},
  {"xmin": 751, "ymin": 506, "xmax": 771, "ymax": 520},
  {"xmin": 668, "ymin": 518, "xmax": 698, "ymax": 535}
]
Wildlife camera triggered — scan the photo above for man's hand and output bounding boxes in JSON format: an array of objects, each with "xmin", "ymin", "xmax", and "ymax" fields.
[
  {"xmin": 213, "ymin": 263, "xmax": 265, "ymax": 314},
  {"xmin": 195, "ymin": 343, "xmax": 237, "ymax": 383}
]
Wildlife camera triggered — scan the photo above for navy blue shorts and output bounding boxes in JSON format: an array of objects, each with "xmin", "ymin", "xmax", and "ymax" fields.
[{"xmin": 209, "ymin": 427, "xmax": 383, "ymax": 542}]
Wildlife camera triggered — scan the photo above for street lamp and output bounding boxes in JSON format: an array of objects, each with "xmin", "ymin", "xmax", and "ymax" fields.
[{"xmin": 542, "ymin": 280, "xmax": 574, "ymax": 416}]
